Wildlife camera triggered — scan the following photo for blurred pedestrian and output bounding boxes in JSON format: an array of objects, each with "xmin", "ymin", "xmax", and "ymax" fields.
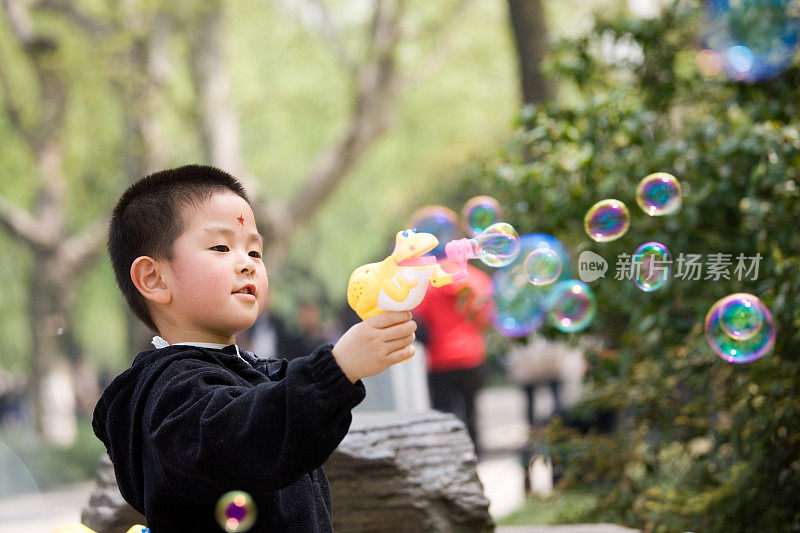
[{"xmin": 413, "ymin": 262, "xmax": 493, "ymax": 456}]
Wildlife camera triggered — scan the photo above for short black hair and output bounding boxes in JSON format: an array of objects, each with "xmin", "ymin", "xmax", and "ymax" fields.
[{"xmin": 108, "ymin": 164, "xmax": 250, "ymax": 332}]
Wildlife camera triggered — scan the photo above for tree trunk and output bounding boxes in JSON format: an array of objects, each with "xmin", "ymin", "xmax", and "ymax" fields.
[{"xmin": 506, "ymin": 0, "xmax": 552, "ymax": 105}]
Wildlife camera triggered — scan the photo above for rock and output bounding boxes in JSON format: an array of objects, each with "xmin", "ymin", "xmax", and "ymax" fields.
[
  {"xmin": 80, "ymin": 410, "xmax": 493, "ymax": 532},
  {"xmin": 81, "ymin": 454, "xmax": 146, "ymax": 533},
  {"xmin": 325, "ymin": 410, "xmax": 494, "ymax": 532}
]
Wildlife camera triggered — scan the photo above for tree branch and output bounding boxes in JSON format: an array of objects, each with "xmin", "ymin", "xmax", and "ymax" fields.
[
  {"xmin": 403, "ymin": 0, "xmax": 474, "ymax": 90},
  {"xmin": 307, "ymin": 0, "xmax": 357, "ymax": 74},
  {"xmin": 59, "ymin": 217, "xmax": 107, "ymax": 278},
  {"xmin": 0, "ymin": 55, "xmax": 37, "ymax": 147},
  {"xmin": 35, "ymin": 0, "xmax": 112, "ymax": 37},
  {"xmin": 286, "ymin": 0, "xmax": 403, "ymax": 229},
  {"xmin": 0, "ymin": 190, "xmax": 57, "ymax": 249},
  {"xmin": 0, "ymin": 0, "xmax": 35, "ymax": 45}
]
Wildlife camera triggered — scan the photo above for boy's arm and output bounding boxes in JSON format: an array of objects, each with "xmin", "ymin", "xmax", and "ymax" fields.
[{"xmin": 146, "ymin": 345, "xmax": 364, "ymax": 501}]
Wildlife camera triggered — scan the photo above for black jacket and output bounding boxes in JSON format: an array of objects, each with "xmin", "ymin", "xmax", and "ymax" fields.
[{"xmin": 92, "ymin": 343, "xmax": 365, "ymax": 532}]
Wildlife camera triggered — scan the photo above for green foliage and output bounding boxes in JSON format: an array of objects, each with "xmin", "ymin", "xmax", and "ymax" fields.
[
  {"xmin": 498, "ymin": 488, "xmax": 601, "ymax": 526},
  {"xmin": 465, "ymin": 1, "xmax": 800, "ymax": 530}
]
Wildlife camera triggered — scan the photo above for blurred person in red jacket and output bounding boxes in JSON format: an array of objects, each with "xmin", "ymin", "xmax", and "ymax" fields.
[{"xmin": 414, "ymin": 262, "xmax": 493, "ymax": 456}]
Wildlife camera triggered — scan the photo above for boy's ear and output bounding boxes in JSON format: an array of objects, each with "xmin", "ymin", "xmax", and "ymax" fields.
[{"xmin": 130, "ymin": 256, "xmax": 172, "ymax": 305}]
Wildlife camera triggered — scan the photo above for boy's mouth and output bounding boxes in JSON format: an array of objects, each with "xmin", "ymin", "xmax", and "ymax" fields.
[{"xmin": 233, "ymin": 284, "xmax": 256, "ymax": 296}]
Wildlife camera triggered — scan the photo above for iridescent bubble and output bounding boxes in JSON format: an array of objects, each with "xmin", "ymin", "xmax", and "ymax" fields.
[
  {"xmin": 584, "ymin": 199, "xmax": 630, "ymax": 242},
  {"xmin": 719, "ymin": 293, "xmax": 765, "ymax": 341},
  {"xmin": 636, "ymin": 173, "xmax": 682, "ymax": 216},
  {"xmin": 705, "ymin": 293, "xmax": 776, "ymax": 363},
  {"xmin": 470, "ymin": 222, "xmax": 521, "ymax": 267},
  {"xmin": 461, "ymin": 195, "xmax": 502, "ymax": 236},
  {"xmin": 704, "ymin": 0, "xmax": 800, "ymax": 83},
  {"xmin": 632, "ymin": 242, "xmax": 672, "ymax": 292},
  {"xmin": 491, "ymin": 234, "xmax": 570, "ymax": 337},
  {"xmin": 492, "ymin": 265, "xmax": 547, "ymax": 337},
  {"xmin": 408, "ymin": 206, "xmax": 461, "ymax": 258},
  {"xmin": 545, "ymin": 280, "xmax": 597, "ymax": 333},
  {"xmin": 523, "ymin": 248, "xmax": 562, "ymax": 286},
  {"xmin": 216, "ymin": 490, "xmax": 256, "ymax": 532}
]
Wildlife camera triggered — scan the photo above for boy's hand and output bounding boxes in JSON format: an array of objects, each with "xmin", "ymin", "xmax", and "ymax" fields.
[{"xmin": 332, "ymin": 311, "xmax": 417, "ymax": 383}]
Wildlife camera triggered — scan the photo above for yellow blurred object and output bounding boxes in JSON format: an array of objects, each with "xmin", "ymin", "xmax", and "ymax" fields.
[
  {"xmin": 51, "ymin": 525, "xmax": 149, "ymax": 533},
  {"xmin": 51, "ymin": 525, "xmax": 96, "ymax": 533}
]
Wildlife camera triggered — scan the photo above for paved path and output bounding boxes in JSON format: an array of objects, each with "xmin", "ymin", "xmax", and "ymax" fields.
[{"xmin": 0, "ymin": 481, "xmax": 93, "ymax": 532}]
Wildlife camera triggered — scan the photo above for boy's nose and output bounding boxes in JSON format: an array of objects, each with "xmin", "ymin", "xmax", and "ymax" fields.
[{"xmin": 237, "ymin": 254, "xmax": 255, "ymax": 274}]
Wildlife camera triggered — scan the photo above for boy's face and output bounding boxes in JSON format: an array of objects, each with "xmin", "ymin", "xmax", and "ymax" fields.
[{"xmin": 159, "ymin": 191, "xmax": 268, "ymax": 344}]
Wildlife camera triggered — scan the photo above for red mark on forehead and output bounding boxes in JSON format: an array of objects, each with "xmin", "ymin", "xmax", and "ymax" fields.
[{"xmin": 237, "ymin": 214, "xmax": 245, "ymax": 226}]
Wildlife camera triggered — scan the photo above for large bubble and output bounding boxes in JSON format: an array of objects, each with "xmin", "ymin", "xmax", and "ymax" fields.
[
  {"xmin": 523, "ymin": 248, "xmax": 562, "ymax": 286},
  {"xmin": 636, "ymin": 172, "xmax": 682, "ymax": 216},
  {"xmin": 491, "ymin": 233, "xmax": 570, "ymax": 337},
  {"xmin": 461, "ymin": 195, "xmax": 502, "ymax": 236},
  {"xmin": 632, "ymin": 242, "xmax": 672, "ymax": 292},
  {"xmin": 470, "ymin": 222, "xmax": 521, "ymax": 268},
  {"xmin": 584, "ymin": 199, "xmax": 630, "ymax": 242},
  {"xmin": 705, "ymin": 293, "xmax": 776, "ymax": 363},
  {"xmin": 703, "ymin": 0, "xmax": 800, "ymax": 82},
  {"xmin": 492, "ymin": 265, "xmax": 548, "ymax": 337},
  {"xmin": 216, "ymin": 490, "xmax": 257, "ymax": 532},
  {"xmin": 408, "ymin": 206, "xmax": 461, "ymax": 258},
  {"xmin": 720, "ymin": 293, "xmax": 764, "ymax": 340},
  {"xmin": 545, "ymin": 280, "xmax": 597, "ymax": 333}
]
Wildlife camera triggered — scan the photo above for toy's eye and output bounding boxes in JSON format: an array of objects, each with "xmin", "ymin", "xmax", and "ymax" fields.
[
  {"xmin": 402, "ymin": 231, "xmax": 408, "ymax": 237},
  {"xmin": 411, "ymin": 228, "xmax": 418, "ymax": 233}
]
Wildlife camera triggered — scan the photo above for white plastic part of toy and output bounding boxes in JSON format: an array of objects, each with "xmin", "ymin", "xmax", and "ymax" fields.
[{"xmin": 376, "ymin": 269, "xmax": 433, "ymax": 312}]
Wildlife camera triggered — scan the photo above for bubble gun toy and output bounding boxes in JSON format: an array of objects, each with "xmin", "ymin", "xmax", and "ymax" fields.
[{"xmin": 346, "ymin": 228, "xmax": 487, "ymax": 320}]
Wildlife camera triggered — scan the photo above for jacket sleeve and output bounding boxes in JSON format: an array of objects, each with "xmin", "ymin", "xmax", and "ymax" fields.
[{"xmin": 146, "ymin": 344, "xmax": 364, "ymax": 500}]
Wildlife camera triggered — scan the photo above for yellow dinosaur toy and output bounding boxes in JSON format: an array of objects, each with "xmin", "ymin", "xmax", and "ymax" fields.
[{"xmin": 347, "ymin": 229, "xmax": 472, "ymax": 320}]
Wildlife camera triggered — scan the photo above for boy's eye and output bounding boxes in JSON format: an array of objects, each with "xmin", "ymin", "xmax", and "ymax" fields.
[
  {"xmin": 210, "ymin": 245, "xmax": 229, "ymax": 252},
  {"xmin": 249, "ymin": 250, "xmax": 262, "ymax": 259}
]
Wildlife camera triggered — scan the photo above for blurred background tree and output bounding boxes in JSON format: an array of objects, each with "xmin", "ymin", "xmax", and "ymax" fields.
[
  {"xmin": 465, "ymin": 0, "xmax": 800, "ymax": 530},
  {"xmin": 0, "ymin": 0, "xmax": 526, "ymax": 446}
]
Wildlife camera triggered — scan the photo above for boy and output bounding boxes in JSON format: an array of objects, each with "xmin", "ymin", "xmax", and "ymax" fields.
[{"xmin": 93, "ymin": 165, "xmax": 416, "ymax": 532}]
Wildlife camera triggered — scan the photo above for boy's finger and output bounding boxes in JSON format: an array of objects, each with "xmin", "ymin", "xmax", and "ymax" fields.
[
  {"xmin": 381, "ymin": 320, "xmax": 417, "ymax": 341},
  {"xmin": 366, "ymin": 311, "xmax": 413, "ymax": 329},
  {"xmin": 387, "ymin": 344, "xmax": 415, "ymax": 364},
  {"xmin": 383, "ymin": 334, "xmax": 415, "ymax": 354}
]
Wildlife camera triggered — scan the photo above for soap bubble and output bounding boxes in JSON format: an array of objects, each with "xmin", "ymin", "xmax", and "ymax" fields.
[
  {"xmin": 492, "ymin": 266, "xmax": 547, "ymax": 337},
  {"xmin": 632, "ymin": 242, "xmax": 672, "ymax": 292},
  {"xmin": 636, "ymin": 173, "xmax": 682, "ymax": 216},
  {"xmin": 719, "ymin": 293, "xmax": 765, "ymax": 341},
  {"xmin": 705, "ymin": 293, "xmax": 776, "ymax": 363},
  {"xmin": 470, "ymin": 222, "xmax": 521, "ymax": 267},
  {"xmin": 546, "ymin": 280, "xmax": 597, "ymax": 333},
  {"xmin": 408, "ymin": 206, "xmax": 461, "ymax": 258},
  {"xmin": 703, "ymin": 0, "xmax": 800, "ymax": 83},
  {"xmin": 0, "ymin": 441, "xmax": 43, "ymax": 508},
  {"xmin": 491, "ymin": 233, "xmax": 570, "ymax": 337},
  {"xmin": 462, "ymin": 195, "xmax": 502, "ymax": 236},
  {"xmin": 216, "ymin": 490, "xmax": 256, "ymax": 532},
  {"xmin": 523, "ymin": 248, "xmax": 562, "ymax": 286},
  {"xmin": 584, "ymin": 199, "xmax": 630, "ymax": 242}
]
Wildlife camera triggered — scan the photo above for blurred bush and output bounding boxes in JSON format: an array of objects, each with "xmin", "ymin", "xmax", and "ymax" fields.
[{"xmin": 464, "ymin": 0, "xmax": 800, "ymax": 530}]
